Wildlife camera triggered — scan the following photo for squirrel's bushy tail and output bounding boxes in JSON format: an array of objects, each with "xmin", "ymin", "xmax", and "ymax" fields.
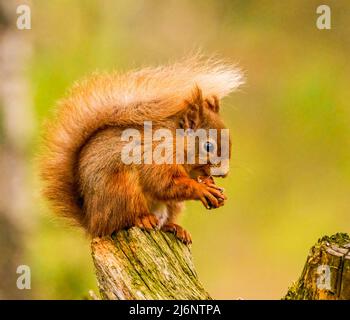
[{"xmin": 39, "ymin": 56, "xmax": 244, "ymax": 225}]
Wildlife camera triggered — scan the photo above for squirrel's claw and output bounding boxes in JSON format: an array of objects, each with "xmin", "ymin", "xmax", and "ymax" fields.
[
  {"xmin": 196, "ymin": 175, "xmax": 226, "ymax": 210},
  {"xmin": 135, "ymin": 214, "xmax": 159, "ymax": 231},
  {"xmin": 162, "ymin": 223, "xmax": 192, "ymax": 244}
]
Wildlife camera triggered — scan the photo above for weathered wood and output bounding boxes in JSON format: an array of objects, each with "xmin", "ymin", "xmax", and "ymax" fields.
[
  {"xmin": 91, "ymin": 227, "xmax": 211, "ymax": 300},
  {"xmin": 285, "ymin": 233, "xmax": 350, "ymax": 300},
  {"xmin": 92, "ymin": 229, "xmax": 350, "ymax": 300}
]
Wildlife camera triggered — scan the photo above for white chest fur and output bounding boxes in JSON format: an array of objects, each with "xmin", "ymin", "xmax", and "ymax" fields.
[{"xmin": 151, "ymin": 202, "xmax": 168, "ymax": 227}]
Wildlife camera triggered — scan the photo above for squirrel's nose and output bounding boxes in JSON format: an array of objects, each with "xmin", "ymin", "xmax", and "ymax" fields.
[{"xmin": 210, "ymin": 160, "xmax": 229, "ymax": 177}]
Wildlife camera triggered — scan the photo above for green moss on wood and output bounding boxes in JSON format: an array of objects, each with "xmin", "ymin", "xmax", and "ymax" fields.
[
  {"xmin": 284, "ymin": 233, "xmax": 350, "ymax": 300},
  {"xmin": 91, "ymin": 227, "xmax": 211, "ymax": 300}
]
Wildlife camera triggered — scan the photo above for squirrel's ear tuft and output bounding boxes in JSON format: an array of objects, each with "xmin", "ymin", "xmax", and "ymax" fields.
[
  {"xmin": 179, "ymin": 86, "xmax": 204, "ymax": 130},
  {"xmin": 205, "ymin": 95, "xmax": 220, "ymax": 113}
]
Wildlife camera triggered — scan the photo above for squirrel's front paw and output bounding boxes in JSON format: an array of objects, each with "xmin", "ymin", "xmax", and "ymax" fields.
[
  {"xmin": 195, "ymin": 179, "xmax": 227, "ymax": 210},
  {"xmin": 197, "ymin": 176, "xmax": 225, "ymax": 193},
  {"xmin": 162, "ymin": 223, "xmax": 192, "ymax": 244},
  {"xmin": 135, "ymin": 214, "xmax": 159, "ymax": 231}
]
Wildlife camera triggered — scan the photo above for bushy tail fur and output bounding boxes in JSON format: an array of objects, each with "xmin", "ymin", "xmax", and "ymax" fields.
[{"xmin": 39, "ymin": 56, "xmax": 244, "ymax": 226}]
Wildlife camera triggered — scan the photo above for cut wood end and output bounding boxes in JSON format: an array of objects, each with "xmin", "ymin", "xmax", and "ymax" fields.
[{"xmin": 285, "ymin": 233, "xmax": 350, "ymax": 300}]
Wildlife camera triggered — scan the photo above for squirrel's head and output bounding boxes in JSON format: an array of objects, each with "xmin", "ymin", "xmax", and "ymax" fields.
[{"xmin": 178, "ymin": 87, "xmax": 231, "ymax": 179}]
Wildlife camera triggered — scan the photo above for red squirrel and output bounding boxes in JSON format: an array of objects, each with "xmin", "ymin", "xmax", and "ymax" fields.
[{"xmin": 39, "ymin": 57, "xmax": 243, "ymax": 243}]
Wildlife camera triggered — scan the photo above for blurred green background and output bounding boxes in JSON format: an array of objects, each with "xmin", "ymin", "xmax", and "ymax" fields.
[{"xmin": 1, "ymin": 0, "xmax": 350, "ymax": 299}]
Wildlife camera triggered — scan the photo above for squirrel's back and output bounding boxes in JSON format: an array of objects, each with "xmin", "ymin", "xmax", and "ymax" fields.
[{"xmin": 39, "ymin": 56, "xmax": 244, "ymax": 226}]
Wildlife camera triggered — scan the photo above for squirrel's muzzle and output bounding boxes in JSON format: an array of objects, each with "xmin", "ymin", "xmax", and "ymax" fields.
[{"xmin": 210, "ymin": 159, "xmax": 229, "ymax": 177}]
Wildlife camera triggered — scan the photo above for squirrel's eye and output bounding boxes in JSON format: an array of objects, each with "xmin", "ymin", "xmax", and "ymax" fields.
[{"xmin": 203, "ymin": 141, "xmax": 214, "ymax": 153}]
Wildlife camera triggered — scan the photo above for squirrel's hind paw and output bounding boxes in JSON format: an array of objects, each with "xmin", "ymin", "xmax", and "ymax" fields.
[
  {"xmin": 135, "ymin": 214, "xmax": 160, "ymax": 231},
  {"xmin": 162, "ymin": 223, "xmax": 192, "ymax": 245}
]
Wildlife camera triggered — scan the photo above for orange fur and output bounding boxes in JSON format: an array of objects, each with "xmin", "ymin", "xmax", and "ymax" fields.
[{"xmin": 39, "ymin": 57, "xmax": 243, "ymax": 238}]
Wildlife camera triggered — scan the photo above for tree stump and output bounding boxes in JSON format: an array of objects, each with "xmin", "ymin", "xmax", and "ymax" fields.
[
  {"xmin": 91, "ymin": 227, "xmax": 211, "ymax": 300},
  {"xmin": 285, "ymin": 233, "xmax": 350, "ymax": 300},
  {"xmin": 92, "ymin": 229, "xmax": 350, "ymax": 300}
]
